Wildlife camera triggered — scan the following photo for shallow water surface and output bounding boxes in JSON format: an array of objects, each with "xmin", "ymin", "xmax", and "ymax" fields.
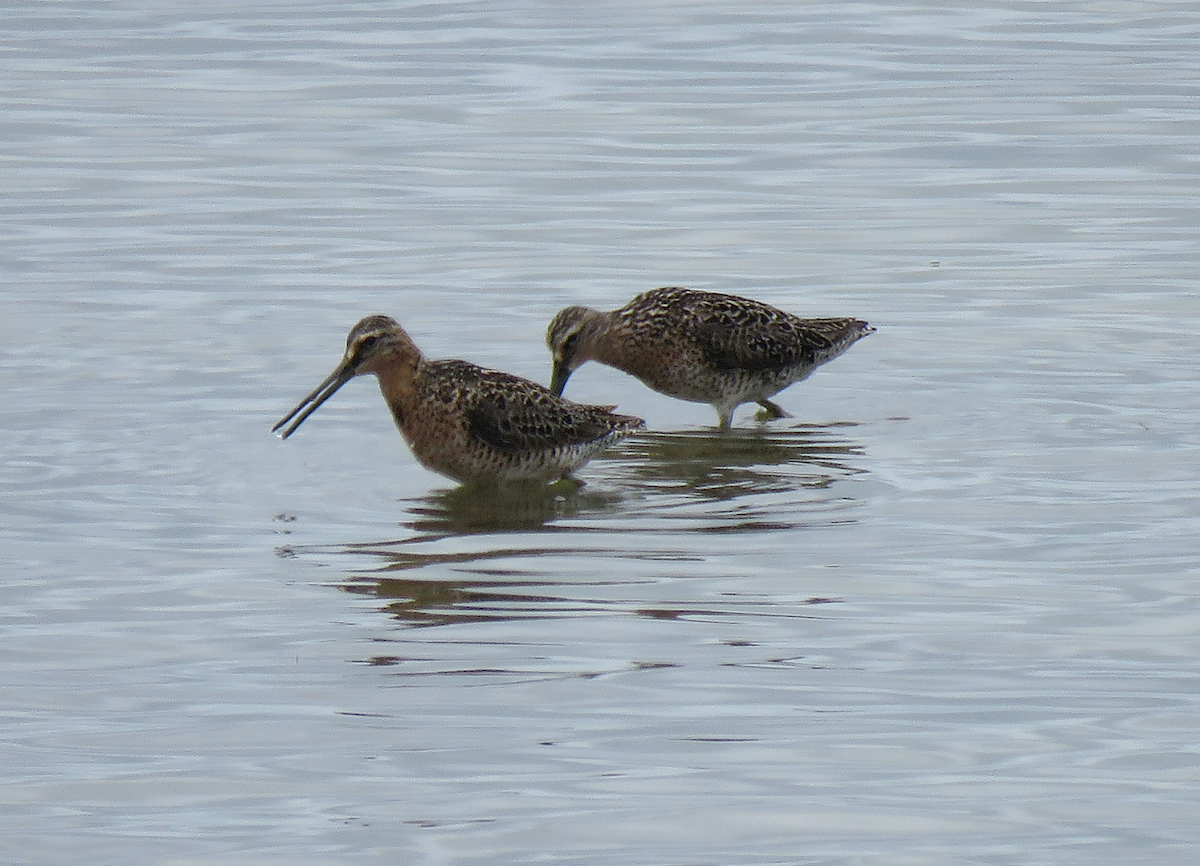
[{"xmin": 3, "ymin": 2, "xmax": 1199, "ymax": 864}]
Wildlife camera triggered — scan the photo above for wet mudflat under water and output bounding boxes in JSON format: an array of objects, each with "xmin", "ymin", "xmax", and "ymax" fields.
[{"xmin": 3, "ymin": 2, "xmax": 1199, "ymax": 864}]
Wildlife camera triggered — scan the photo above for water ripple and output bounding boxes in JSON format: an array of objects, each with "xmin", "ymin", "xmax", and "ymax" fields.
[{"xmin": 272, "ymin": 424, "xmax": 868, "ymax": 629}]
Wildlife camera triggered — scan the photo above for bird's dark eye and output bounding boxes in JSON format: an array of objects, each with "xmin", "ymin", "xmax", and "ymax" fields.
[
  {"xmin": 357, "ymin": 334, "xmax": 380, "ymax": 353},
  {"xmin": 562, "ymin": 332, "xmax": 580, "ymax": 353}
]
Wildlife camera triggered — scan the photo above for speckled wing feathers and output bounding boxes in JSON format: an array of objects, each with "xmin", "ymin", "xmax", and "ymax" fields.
[
  {"xmin": 425, "ymin": 363, "xmax": 635, "ymax": 455},
  {"xmin": 696, "ymin": 315, "xmax": 863, "ymax": 372},
  {"xmin": 624, "ymin": 288, "xmax": 855, "ymax": 374}
]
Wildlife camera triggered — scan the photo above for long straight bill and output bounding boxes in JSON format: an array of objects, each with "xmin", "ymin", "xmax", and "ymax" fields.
[
  {"xmin": 549, "ymin": 360, "xmax": 572, "ymax": 396},
  {"xmin": 272, "ymin": 361, "xmax": 355, "ymax": 439}
]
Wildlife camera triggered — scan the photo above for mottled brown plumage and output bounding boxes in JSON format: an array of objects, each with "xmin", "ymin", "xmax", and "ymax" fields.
[
  {"xmin": 274, "ymin": 316, "xmax": 644, "ymax": 484},
  {"xmin": 547, "ymin": 287, "xmax": 874, "ymax": 428}
]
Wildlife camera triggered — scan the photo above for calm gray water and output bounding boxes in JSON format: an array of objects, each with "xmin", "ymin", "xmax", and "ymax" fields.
[{"xmin": 3, "ymin": 2, "xmax": 1199, "ymax": 864}]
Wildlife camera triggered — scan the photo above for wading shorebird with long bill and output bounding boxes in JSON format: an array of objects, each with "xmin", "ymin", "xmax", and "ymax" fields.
[
  {"xmin": 547, "ymin": 287, "xmax": 874, "ymax": 429},
  {"xmin": 274, "ymin": 315, "xmax": 644, "ymax": 484}
]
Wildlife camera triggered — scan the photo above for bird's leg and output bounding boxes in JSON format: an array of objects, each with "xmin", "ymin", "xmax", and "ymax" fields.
[{"xmin": 755, "ymin": 399, "xmax": 790, "ymax": 421}]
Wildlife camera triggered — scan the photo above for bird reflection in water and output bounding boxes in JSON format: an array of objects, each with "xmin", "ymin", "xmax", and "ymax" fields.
[
  {"xmin": 302, "ymin": 422, "xmax": 867, "ymax": 629},
  {"xmin": 611, "ymin": 423, "xmax": 865, "ymax": 501},
  {"xmin": 342, "ymin": 573, "xmax": 575, "ymax": 629},
  {"xmin": 334, "ymin": 533, "xmax": 646, "ymax": 630},
  {"xmin": 401, "ymin": 480, "xmax": 624, "ymax": 537},
  {"xmin": 381, "ymin": 422, "xmax": 865, "ymax": 533}
]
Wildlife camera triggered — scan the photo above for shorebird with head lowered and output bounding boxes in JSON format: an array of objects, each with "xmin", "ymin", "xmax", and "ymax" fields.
[
  {"xmin": 547, "ymin": 287, "xmax": 874, "ymax": 429},
  {"xmin": 274, "ymin": 315, "xmax": 644, "ymax": 484}
]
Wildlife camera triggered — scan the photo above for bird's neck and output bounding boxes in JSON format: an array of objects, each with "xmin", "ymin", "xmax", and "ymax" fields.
[
  {"xmin": 372, "ymin": 346, "xmax": 424, "ymax": 429},
  {"xmin": 578, "ymin": 311, "xmax": 620, "ymax": 364}
]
